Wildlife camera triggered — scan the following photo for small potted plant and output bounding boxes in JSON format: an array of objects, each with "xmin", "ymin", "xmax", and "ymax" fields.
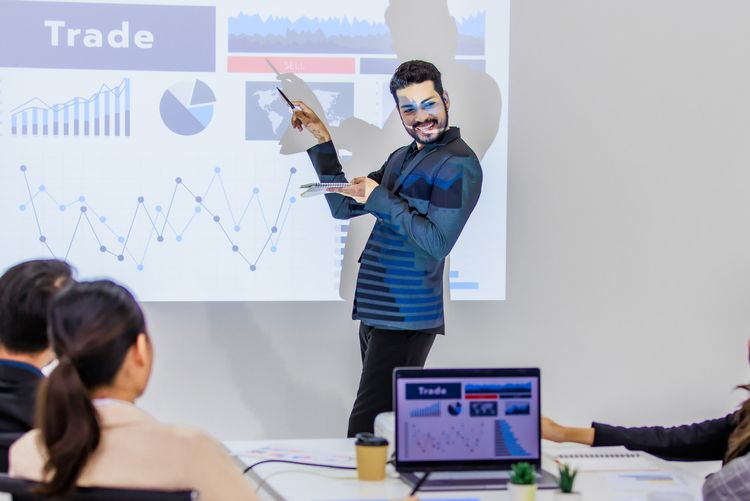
[
  {"xmin": 555, "ymin": 463, "xmax": 581, "ymax": 500},
  {"xmin": 508, "ymin": 461, "xmax": 537, "ymax": 501}
]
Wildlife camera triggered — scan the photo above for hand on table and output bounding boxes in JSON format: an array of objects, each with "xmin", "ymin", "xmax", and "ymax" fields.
[
  {"xmin": 542, "ymin": 416, "xmax": 568, "ymax": 442},
  {"xmin": 542, "ymin": 415, "xmax": 595, "ymax": 445}
]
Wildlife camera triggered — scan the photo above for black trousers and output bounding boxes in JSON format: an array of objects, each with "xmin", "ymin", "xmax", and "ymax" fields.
[{"xmin": 347, "ymin": 323, "xmax": 436, "ymax": 437}]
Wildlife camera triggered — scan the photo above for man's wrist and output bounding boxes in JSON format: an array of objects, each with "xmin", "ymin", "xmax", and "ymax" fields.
[
  {"xmin": 314, "ymin": 130, "xmax": 331, "ymax": 144},
  {"xmin": 363, "ymin": 185, "xmax": 384, "ymax": 210}
]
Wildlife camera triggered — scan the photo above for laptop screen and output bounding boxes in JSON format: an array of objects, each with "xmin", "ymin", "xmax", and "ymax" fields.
[{"xmin": 393, "ymin": 368, "xmax": 541, "ymax": 471}]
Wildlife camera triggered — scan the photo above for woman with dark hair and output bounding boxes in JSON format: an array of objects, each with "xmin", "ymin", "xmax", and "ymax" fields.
[
  {"xmin": 545, "ymin": 403, "xmax": 750, "ymax": 501},
  {"xmin": 543, "ymin": 338, "xmax": 750, "ymax": 499},
  {"xmin": 8, "ymin": 280, "xmax": 257, "ymax": 500},
  {"xmin": 543, "ymin": 341, "xmax": 750, "ymax": 462}
]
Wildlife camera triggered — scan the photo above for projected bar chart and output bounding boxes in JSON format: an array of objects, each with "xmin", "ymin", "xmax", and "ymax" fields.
[{"xmin": 10, "ymin": 79, "xmax": 131, "ymax": 137}]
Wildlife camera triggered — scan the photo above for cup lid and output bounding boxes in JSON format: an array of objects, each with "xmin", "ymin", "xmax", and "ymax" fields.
[{"xmin": 355, "ymin": 432, "xmax": 388, "ymax": 446}]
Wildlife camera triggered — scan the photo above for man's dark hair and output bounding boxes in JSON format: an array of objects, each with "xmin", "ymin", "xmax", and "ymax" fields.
[
  {"xmin": 389, "ymin": 60, "xmax": 445, "ymax": 104},
  {"xmin": 0, "ymin": 259, "xmax": 73, "ymax": 354}
]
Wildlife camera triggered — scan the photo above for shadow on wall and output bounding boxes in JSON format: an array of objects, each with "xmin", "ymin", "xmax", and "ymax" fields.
[
  {"xmin": 205, "ymin": 301, "xmax": 358, "ymax": 438},
  {"xmin": 275, "ymin": 0, "xmax": 502, "ymax": 304},
  {"xmin": 198, "ymin": 0, "xmax": 502, "ymax": 438}
]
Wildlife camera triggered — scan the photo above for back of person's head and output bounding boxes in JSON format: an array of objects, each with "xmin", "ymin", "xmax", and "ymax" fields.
[
  {"xmin": 389, "ymin": 60, "xmax": 445, "ymax": 104},
  {"xmin": 0, "ymin": 259, "xmax": 73, "ymax": 355},
  {"xmin": 726, "ymin": 386, "xmax": 750, "ymax": 463},
  {"xmin": 35, "ymin": 280, "xmax": 148, "ymax": 496}
]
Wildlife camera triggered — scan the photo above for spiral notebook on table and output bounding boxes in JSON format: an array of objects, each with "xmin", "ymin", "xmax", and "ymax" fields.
[
  {"xmin": 300, "ymin": 182, "xmax": 351, "ymax": 197},
  {"xmin": 545, "ymin": 446, "xmax": 658, "ymax": 472}
]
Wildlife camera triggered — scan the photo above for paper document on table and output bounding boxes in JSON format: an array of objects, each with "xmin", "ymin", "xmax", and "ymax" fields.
[
  {"xmin": 300, "ymin": 182, "xmax": 352, "ymax": 198},
  {"xmin": 607, "ymin": 471, "xmax": 701, "ymax": 500},
  {"xmin": 546, "ymin": 446, "xmax": 658, "ymax": 472},
  {"xmin": 314, "ymin": 499, "xmax": 480, "ymax": 501},
  {"xmin": 232, "ymin": 445, "xmax": 355, "ymax": 467}
]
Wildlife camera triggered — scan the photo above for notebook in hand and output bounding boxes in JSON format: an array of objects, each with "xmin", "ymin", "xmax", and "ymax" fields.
[
  {"xmin": 299, "ymin": 182, "xmax": 351, "ymax": 197},
  {"xmin": 393, "ymin": 368, "xmax": 558, "ymax": 491}
]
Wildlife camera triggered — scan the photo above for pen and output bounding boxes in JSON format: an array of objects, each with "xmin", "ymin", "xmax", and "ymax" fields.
[
  {"xmin": 409, "ymin": 471, "xmax": 430, "ymax": 496},
  {"xmin": 276, "ymin": 87, "xmax": 296, "ymax": 110}
]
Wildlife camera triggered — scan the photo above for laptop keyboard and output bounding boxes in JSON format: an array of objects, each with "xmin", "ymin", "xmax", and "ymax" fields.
[
  {"xmin": 402, "ymin": 470, "xmax": 559, "ymax": 491},
  {"xmin": 426, "ymin": 471, "xmax": 511, "ymax": 480}
]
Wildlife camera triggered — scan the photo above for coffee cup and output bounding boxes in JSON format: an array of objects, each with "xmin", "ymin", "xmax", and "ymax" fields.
[{"xmin": 354, "ymin": 432, "xmax": 389, "ymax": 481}]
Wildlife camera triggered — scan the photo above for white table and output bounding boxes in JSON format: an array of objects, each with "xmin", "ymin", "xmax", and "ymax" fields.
[{"xmin": 226, "ymin": 439, "xmax": 720, "ymax": 501}]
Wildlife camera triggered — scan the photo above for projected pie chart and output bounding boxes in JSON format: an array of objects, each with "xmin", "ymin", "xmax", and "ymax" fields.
[{"xmin": 160, "ymin": 80, "xmax": 216, "ymax": 136}]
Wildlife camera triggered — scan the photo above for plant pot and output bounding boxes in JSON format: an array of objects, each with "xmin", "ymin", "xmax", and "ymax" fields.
[
  {"xmin": 508, "ymin": 483, "xmax": 537, "ymax": 501},
  {"xmin": 554, "ymin": 492, "xmax": 582, "ymax": 501}
]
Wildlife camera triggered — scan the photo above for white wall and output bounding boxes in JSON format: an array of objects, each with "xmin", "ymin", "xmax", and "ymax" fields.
[{"xmin": 138, "ymin": 0, "xmax": 750, "ymax": 440}]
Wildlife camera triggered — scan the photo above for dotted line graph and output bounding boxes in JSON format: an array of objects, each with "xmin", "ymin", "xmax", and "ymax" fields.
[{"xmin": 17, "ymin": 164, "xmax": 298, "ymax": 271}]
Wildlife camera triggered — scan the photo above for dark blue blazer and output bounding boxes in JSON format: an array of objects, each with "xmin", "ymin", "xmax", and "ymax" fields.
[
  {"xmin": 593, "ymin": 414, "xmax": 739, "ymax": 461},
  {"xmin": 307, "ymin": 127, "xmax": 482, "ymax": 332}
]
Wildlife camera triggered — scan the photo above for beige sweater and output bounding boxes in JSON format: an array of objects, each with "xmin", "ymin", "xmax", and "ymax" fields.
[{"xmin": 9, "ymin": 401, "xmax": 257, "ymax": 501}]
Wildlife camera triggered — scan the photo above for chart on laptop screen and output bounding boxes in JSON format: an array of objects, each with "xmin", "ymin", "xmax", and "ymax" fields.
[{"xmin": 396, "ymin": 377, "xmax": 540, "ymax": 462}]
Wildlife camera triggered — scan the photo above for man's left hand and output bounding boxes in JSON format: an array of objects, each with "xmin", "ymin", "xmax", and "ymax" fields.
[{"xmin": 328, "ymin": 177, "xmax": 379, "ymax": 204}]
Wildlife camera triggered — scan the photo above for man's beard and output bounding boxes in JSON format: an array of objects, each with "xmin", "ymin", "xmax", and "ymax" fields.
[{"xmin": 404, "ymin": 105, "xmax": 449, "ymax": 145}]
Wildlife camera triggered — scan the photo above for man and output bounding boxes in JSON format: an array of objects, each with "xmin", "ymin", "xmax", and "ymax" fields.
[
  {"xmin": 292, "ymin": 60, "xmax": 483, "ymax": 436},
  {"xmin": 0, "ymin": 259, "xmax": 73, "ymax": 433}
]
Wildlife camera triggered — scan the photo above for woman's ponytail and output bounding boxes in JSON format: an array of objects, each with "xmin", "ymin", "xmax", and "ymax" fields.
[
  {"xmin": 32, "ymin": 280, "xmax": 143, "ymax": 496},
  {"xmin": 34, "ymin": 356, "xmax": 100, "ymax": 496}
]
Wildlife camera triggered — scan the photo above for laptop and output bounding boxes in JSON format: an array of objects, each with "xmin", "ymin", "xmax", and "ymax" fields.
[{"xmin": 393, "ymin": 367, "xmax": 558, "ymax": 491}]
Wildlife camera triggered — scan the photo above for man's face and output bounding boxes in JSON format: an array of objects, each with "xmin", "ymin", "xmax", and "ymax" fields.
[{"xmin": 395, "ymin": 80, "xmax": 449, "ymax": 147}]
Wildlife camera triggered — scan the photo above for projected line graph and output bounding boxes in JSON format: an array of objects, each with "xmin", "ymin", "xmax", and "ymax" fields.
[
  {"xmin": 17, "ymin": 164, "xmax": 298, "ymax": 271},
  {"xmin": 11, "ymin": 79, "xmax": 130, "ymax": 137}
]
